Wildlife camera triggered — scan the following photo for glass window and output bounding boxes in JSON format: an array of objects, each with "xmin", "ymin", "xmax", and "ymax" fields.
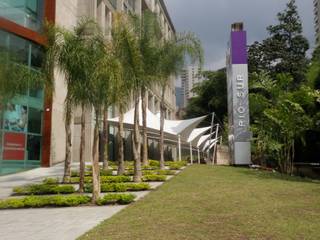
[
  {"xmin": 0, "ymin": 0, "xmax": 45, "ymax": 32},
  {"xmin": 3, "ymin": 104, "xmax": 28, "ymax": 132},
  {"xmin": 31, "ymin": 43, "xmax": 43, "ymax": 69},
  {"xmin": 0, "ymin": 30, "xmax": 9, "ymax": 51},
  {"xmin": 9, "ymin": 34, "xmax": 29, "ymax": 65},
  {"xmin": 29, "ymin": 89, "xmax": 44, "ymax": 99},
  {"xmin": 27, "ymin": 135, "xmax": 41, "ymax": 161},
  {"xmin": 28, "ymin": 107, "xmax": 42, "ymax": 134}
]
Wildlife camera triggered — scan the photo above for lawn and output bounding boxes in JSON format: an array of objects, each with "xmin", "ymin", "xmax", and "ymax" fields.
[{"xmin": 79, "ymin": 165, "xmax": 320, "ymax": 240}]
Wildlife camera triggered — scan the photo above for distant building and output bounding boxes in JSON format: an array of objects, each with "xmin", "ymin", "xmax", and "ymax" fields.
[
  {"xmin": 314, "ymin": 0, "xmax": 320, "ymax": 44},
  {"xmin": 175, "ymin": 87, "xmax": 184, "ymax": 108},
  {"xmin": 181, "ymin": 65, "xmax": 203, "ymax": 107}
]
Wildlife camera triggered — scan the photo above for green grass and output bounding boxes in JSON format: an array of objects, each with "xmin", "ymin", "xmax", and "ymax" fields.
[{"xmin": 79, "ymin": 165, "xmax": 320, "ymax": 240}]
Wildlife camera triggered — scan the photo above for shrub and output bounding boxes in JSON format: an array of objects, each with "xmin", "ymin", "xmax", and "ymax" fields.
[
  {"xmin": 100, "ymin": 169, "xmax": 114, "ymax": 176},
  {"xmin": 71, "ymin": 169, "xmax": 113, "ymax": 177},
  {"xmin": 144, "ymin": 170, "xmax": 175, "ymax": 175},
  {"xmin": 149, "ymin": 160, "xmax": 160, "ymax": 167},
  {"xmin": 125, "ymin": 169, "xmax": 175, "ymax": 176},
  {"xmin": 69, "ymin": 176, "xmax": 132, "ymax": 184},
  {"xmin": 42, "ymin": 178, "xmax": 59, "ymax": 185},
  {"xmin": 0, "ymin": 195, "xmax": 91, "ymax": 209},
  {"xmin": 85, "ymin": 183, "xmax": 150, "ymax": 193},
  {"xmin": 13, "ymin": 184, "xmax": 75, "ymax": 195},
  {"xmin": 101, "ymin": 176, "xmax": 132, "ymax": 183},
  {"xmin": 142, "ymin": 175, "xmax": 167, "ymax": 182},
  {"xmin": 166, "ymin": 161, "xmax": 187, "ymax": 170},
  {"xmin": 96, "ymin": 194, "xmax": 136, "ymax": 205}
]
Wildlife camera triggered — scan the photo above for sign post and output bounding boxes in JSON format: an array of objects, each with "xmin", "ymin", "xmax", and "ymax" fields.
[{"xmin": 226, "ymin": 23, "xmax": 251, "ymax": 165}]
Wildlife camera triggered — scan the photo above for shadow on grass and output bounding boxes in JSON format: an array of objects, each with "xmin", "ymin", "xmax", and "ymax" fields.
[{"xmin": 235, "ymin": 167, "xmax": 320, "ymax": 184}]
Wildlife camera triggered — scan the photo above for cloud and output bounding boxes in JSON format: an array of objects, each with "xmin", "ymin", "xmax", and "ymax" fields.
[{"xmin": 165, "ymin": 0, "xmax": 315, "ymax": 70}]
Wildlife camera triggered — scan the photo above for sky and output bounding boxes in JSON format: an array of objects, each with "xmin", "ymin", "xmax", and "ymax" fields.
[{"xmin": 164, "ymin": 0, "xmax": 315, "ymax": 71}]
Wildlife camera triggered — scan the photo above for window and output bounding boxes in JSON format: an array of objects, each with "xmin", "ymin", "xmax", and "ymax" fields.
[
  {"xmin": 0, "ymin": 30, "xmax": 44, "ymax": 173},
  {"xmin": 0, "ymin": 0, "xmax": 45, "ymax": 32}
]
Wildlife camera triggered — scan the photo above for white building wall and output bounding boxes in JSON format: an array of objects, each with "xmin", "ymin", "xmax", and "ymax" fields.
[
  {"xmin": 50, "ymin": 0, "xmax": 79, "ymax": 165},
  {"xmin": 51, "ymin": 0, "xmax": 177, "ymax": 163}
]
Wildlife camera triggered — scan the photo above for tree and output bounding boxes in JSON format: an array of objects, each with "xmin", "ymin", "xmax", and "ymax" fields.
[
  {"xmin": 157, "ymin": 33, "xmax": 203, "ymax": 169},
  {"xmin": 184, "ymin": 69, "xmax": 227, "ymax": 124},
  {"xmin": 45, "ymin": 20, "xmax": 119, "ymax": 202},
  {"xmin": 137, "ymin": 11, "xmax": 162, "ymax": 167},
  {"xmin": 250, "ymin": 73, "xmax": 318, "ymax": 174},
  {"xmin": 111, "ymin": 13, "xmax": 143, "ymax": 181},
  {"xmin": 248, "ymin": 0, "xmax": 309, "ymax": 87}
]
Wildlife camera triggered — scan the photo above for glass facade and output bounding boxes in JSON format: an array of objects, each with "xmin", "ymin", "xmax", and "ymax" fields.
[
  {"xmin": 0, "ymin": 0, "xmax": 45, "ymax": 32},
  {"xmin": 0, "ymin": 30, "xmax": 44, "ymax": 175}
]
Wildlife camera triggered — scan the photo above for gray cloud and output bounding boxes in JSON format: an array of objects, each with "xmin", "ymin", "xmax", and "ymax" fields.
[{"xmin": 164, "ymin": 0, "xmax": 315, "ymax": 70}]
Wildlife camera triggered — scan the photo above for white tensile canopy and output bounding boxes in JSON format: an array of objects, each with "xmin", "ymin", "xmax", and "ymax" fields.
[
  {"xmin": 108, "ymin": 101, "xmax": 208, "ymax": 160},
  {"xmin": 108, "ymin": 104, "xmax": 207, "ymax": 141},
  {"xmin": 187, "ymin": 126, "xmax": 211, "ymax": 146},
  {"xmin": 197, "ymin": 132, "xmax": 215, "ymax": 148},
  {"xmin": 202, "ymin": 139, "xmax": 219, "ymax": 152}
]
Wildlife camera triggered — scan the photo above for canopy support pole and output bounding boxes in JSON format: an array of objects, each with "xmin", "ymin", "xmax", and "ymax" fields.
[
  {"xmin": 189, "ymin": 142, "xmax": 193, "ymax": 165},
  {"xmin": 197, "ymin": 148, "xmax": 200, "ymax": 164},
  {"xmin": 212, "ymin": 124, "xmax": 219, "ymax": 165},
  {"xmin": 178, "ymin": 134, "xmax": 181, "ymax": 162}
]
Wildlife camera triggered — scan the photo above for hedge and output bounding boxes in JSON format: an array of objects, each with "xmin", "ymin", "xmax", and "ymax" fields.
[
  {"xmin": 166, "ymin": 161, "xmax": 187, "ymax": 170},
  {"xmin": 85, "ymin": 183, "xmax": 150, "ymax": 193},
  {"xmin": 142, "ymin": 175, "xmax": 167, "ymax": 182},
  {"xmin": 0, "ymin": 193, "xmax": 136, "ymax": 209},
  {"xmin": 13, "ymin": 184, "xmax": 75, "ymax": 195},
  {"xmin": 96, "ymin": 194, "xmax": 136, "ymax": 205},
  {"xmin": 71, "ymin": 169, "xmax": 114, "ymax": 177},
  {"xmin": 69, "ymin": 175, "xmax": 132, "ymax": 184},
  {"xmin": 0, "ymin": 195, "xmax": 91, "ymax": 209},
  {"xmin": 125, "ymin": 169, "xmax": 175, "ymax": 176}
]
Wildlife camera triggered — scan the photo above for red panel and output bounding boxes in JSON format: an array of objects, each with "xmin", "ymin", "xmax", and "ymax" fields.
[
  {"xmin": 3, "ymin": 151, "xmax": 25, "ymax": 161},
  {"xmin": 41, "ymin": 0, "xmax": 56, "ymax": 167},
  {"xmin": 3, "ymin": 133, "xmax": 26, "ymax": 160}
]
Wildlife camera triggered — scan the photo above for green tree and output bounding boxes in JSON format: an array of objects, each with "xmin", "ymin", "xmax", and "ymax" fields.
[
  {"xmin": 248, "ymin": 0, "xmax": 309, "ymax": 87},
  {"xmin": 250, "ymin": 73, "xmax": 318, "ymax": 174},
  {"xmin": 184, "ymin": 69, "xmax": 227, "ymax": 124},
  {"xmin": 111, "ymin": 13, "xmax": 143, "ymax": 181}
]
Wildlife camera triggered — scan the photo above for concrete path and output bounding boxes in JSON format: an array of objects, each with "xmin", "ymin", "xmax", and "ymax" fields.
[{"xmin": 0, "ymin": 163, "xmax": 180, "ymax": 240}]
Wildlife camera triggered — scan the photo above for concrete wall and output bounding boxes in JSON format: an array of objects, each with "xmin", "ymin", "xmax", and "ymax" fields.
[
  {"xmin": 216, "ymin": 145, "xmax": 230, "ymax": 165},
  {"xmin": 50, "ymin": 0, "xmax": 79, "ymax": 165}
]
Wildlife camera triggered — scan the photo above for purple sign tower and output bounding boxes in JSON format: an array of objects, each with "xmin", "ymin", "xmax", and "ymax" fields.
[{"xmin": 226, "ymin": 23, "xmax": 251, "ymax": 165}]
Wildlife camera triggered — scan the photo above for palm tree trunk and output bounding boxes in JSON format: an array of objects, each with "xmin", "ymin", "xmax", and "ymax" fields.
[
  {"xmin": 63, "ymin": 100, "xmax": 72, "ymax": 183},
  {"xmin": 117, "ymin": 105, "xmax": 125, "ymax": 175},
  {"xmin": 102, "ymin": 106, "xmax": 109, "ymax": 171},
  {"xmin": 159, "ymin": 85, "xmax": 166, "ymax": 170},
  {"xmin": 91, "ymin": 108, "xmax": 101, "ymax": 204},
  {"xmin": 133, "ymin": 93, "xmax": 142, "ymax": 182},
  {"xmin": 79, "ymin": 103, "xmax": 86, "ymax": 193},
  {"xmin": 141, "ymin": 87, "xmax": 149, "ymax": 167}
]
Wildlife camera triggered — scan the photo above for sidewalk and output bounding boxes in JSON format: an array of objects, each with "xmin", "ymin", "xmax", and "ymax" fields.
[{"xmin": 0, "ymin": 163, "xmax": 173, "ymax": 240}]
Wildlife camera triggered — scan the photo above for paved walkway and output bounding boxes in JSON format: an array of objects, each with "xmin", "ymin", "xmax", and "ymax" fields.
[{"xmin": 0, "ymin": 163, "xmax": 175, "ymax": 240}]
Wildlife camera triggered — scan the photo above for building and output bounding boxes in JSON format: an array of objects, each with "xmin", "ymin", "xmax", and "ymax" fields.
[
  {"xmin": 314, "ymin": 0, "xmax": 320, "ymax": 44},
  {"xmin": 175, "ymin": 86, "xmax": 184, "ymax": 109},
  {"xmin": 180, "ymin": 65, "xmax": 203, "ymax": 107},
  {"xmin": 0, "ymin": 0, "xmax": 176, "ymax": 175}
]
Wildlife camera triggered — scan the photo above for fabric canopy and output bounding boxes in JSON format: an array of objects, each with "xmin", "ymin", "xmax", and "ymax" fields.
[
  {"xmin": 187, "ymin": 126, "xmax": 211, "ymax": 146},
  {"xmin": 197, "ymin": 132, "xmax": 215, "ymax": 148},
  {"xmin": 108, "ymin": 101, "xmax": 207, "ymax": 142}
]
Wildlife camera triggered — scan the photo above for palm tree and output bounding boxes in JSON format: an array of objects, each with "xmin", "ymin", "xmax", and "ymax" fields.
[
  {"xmin": 45, "ymin": 20, "xmax": 118, "ymax": 201},
  {"xmin": 111, "ymin": 13, "xmax": 144, "ymax": 181},
  {"xmin": 157, "ymin": 33, "xmax": 203, "ymax": 169},
  {"xmin": 137, "ymin": 11, "xmax": 162, "ymax": 167}
]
